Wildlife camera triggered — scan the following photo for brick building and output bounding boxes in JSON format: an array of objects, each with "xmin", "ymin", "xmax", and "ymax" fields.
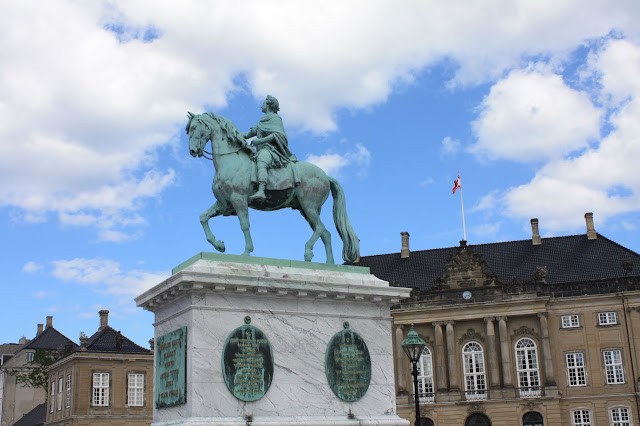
[
  {"xmin": 358, "ymin": 213, "xmax": 640, "ymax": 426},
  {"xmin": 44, "ymin": 310, "xmax": 153, "ymax": 426}
]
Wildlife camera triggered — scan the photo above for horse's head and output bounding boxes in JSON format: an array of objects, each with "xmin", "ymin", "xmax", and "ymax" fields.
[{"xmin": 186, "ymin": 112, "xmax": 210, "ymax": 158}]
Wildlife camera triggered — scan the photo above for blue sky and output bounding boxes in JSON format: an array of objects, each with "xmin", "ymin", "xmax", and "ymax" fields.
[{"xmin": 2, "ymin": 1, "xmax": 640, "ymax": 348}]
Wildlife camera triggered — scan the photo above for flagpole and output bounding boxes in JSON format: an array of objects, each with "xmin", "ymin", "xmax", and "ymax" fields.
[{"xmin": 459, "ymin": 180, "xmax": 467, "ymax": 242}]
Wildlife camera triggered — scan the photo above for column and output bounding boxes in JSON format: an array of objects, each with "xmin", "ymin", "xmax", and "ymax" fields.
[
  {"xmin": 484, "ymin": 317, "xmax": 500, "ymax": 388},
  {"xmin": 394, "ymin": 324, "xmax": 408, "ymax": 394},
  {"xmin": 432, "ymin": 321, "xmax": 448, "ymax": 391},
  {"xmin": 497, "ymin": 316, "xmax": 513, "ymax": 387},
  {"xmin": 537, "ymin": 312, "xmax": 556, "ymax": 386},
  {"xmin": 446, "ymin": 321, "xmax": 459, "ymax": 390}
]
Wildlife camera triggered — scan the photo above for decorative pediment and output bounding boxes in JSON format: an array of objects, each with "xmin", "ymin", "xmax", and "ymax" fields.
[
  {"xmin": 459, "ymin": 328, "xmax": 484, "ymax": 344},
  {"xmin": 511, "ymin": 326, "xmax": 539, "ymax": 342},
  {"xmin": 436, "ymin": 243, "xmax": 498, "ymax": 290}
]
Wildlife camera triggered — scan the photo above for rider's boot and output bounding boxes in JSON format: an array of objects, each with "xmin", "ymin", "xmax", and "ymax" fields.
[
  {"xmin": 250, "ymin": 181, "xmax": 267, "ymax": 202},
  {"xmin": 250, "ymin": 161, "xmax": 268, "ymax": 202}
]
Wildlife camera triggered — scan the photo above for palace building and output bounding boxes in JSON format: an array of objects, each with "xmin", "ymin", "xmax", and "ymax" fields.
[{"xmin": 357, "ymin": 213, "xmax": 640, "ymax": 426}]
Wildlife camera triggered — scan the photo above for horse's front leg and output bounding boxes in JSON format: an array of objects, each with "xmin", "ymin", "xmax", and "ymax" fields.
[
  {"xmin": 200, "ymin": 201, "xmax": 226, "ymax": 252},
  {"xmin": 229, "ymin": 195, "xmax": 253, "ymax": 256}
]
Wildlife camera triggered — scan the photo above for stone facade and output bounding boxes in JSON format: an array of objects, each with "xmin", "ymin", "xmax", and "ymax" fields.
[
  {"xmin": 358, "ymin": 217, "xmax": 640, "ymax": 426},
  {"xmin": 44, "ymin": 310, "xmax": 153, "ymax": 426},
  {"xmin": 44, "ymin": 352, "xmax": 153, "ymax": 426}
]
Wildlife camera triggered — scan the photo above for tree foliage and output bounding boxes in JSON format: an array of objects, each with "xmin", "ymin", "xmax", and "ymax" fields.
[{"xmin": 6, "ymin": 348, "xmax": 70, "ymax": 396}]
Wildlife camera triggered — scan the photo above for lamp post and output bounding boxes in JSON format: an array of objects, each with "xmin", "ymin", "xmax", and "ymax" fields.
[{"xmin": 401, "ymin": 324, "xmax": 427, "ymax": 426}]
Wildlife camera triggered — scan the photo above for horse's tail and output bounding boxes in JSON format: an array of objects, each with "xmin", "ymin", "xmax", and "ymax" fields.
[{"xmin": 329, "ymin": 177, "xmax": 360, "ymax": 263}]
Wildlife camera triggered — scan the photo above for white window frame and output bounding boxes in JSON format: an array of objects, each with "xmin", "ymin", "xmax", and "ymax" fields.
[
  {"xmin": 515, "ymin": 338, "xmax": 541, "ymax": 397},
  {"xmin": 462, "ymin": 341, "xmax": 487, "ymax": 401},
  {"xmin": 57, "ymin": 377, "xmax": 63, "ymax": 411},
  {"xmin": 417, "ymin": 347, "xmax": 434, "ymax": 403},
  {"xmin": 610, "ymin": 407, "xmax": 632, "ymax": 426},
  {"xmin": 127, "ymin": 373, "xmax": 145, "ymax": 407},
  {"xmin": 603, "ymin": 349, "xmax": 625, "ymax": 384},
  {"xmin": 50, "ymin": 379, "xmax": 55, "ymax": 413},
  {"xmin": 92, "ymin": 372, "xmax": 110, "ymax": 406},
  {"xmin": 598, "ymin": 311, "xmax": 617, "ymax": 325},
  {"xmin": 561, "ymin": 314, "xmax": 580, "ymax": 328},
  {"xmin": 571, "ymin": 409, "xmax": 592, "ymax": 426},
  {"xmin": 66, "ymin": 374, "xmax": 71, "ymax": 409},
  {"xmin": 566, "ymin": 352, "xmax": 587, "ymax": 386},
  {"xmin": 26, "ymin": 352, "xmax": 34, "ymax": 362}
]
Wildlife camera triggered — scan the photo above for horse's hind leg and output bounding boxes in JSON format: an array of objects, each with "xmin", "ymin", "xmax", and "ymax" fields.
[
  {"xmin": 200, "ymin": 201, "xmax": 226, "ymax": 252},
  {"xmin": 299, "ymin": 204, "xmax": 334, "ymax": 264}
]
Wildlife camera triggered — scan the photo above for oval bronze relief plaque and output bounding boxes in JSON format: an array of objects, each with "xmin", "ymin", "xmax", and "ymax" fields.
[
  {"xmin": 325, "ymin": 322, "xmax": 371, "ymax": 402},
  {"xmin": 221, "ymin": 316, "xmax": 274, "ymax": 402}
]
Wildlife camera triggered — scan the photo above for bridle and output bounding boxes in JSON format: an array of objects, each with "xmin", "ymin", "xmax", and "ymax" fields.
[{"xmin": 191, "ymin": 116, "xmax": 243, "ymax": 160}]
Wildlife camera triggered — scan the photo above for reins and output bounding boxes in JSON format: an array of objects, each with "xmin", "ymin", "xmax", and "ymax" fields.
[{"xmin": 192, "ymin": 115, "xmax": 246, "ymax": 160}]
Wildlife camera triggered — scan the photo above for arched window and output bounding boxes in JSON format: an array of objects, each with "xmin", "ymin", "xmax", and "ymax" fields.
[
  {"xmin": 515, "ymin": 338, "xmax": 541, "ymax": 397},
  {"xmin": 417, "ymin": 346, "xmax": 434, "ymax": 403},
  {"xmin": 523, "ymin": 411, "xmax": 544, "ymax": 426},
  {"xmin": 463, "ymin": 341, "xmax": 487, "ymax": 400},
  {"xmin": 465, "ymin": 413, "xmax": 491, "ymax": 426},
  {"xmin": 420, "ymin": 418, "xmax": 434, "ymax": 426},
  {"xmin": 610, "ymin": 407, "xmax": 631, "ymax": 426}
]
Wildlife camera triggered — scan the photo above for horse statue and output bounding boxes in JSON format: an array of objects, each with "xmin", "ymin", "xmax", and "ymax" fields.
[{"xmin": 186, "ymin": 112, "xmax": 359, "ymax": 264}]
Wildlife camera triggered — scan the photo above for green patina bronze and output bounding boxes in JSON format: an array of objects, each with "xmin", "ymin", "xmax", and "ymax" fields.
[
  {"xmin": 325, "ymin": 322, "xmax": 371, "ymax": 402},
  {"xmin": 186, "ymin": 95, "xmax": 359, "ymax": 264},
  {"xmin": 155, "ymin": 327, "xmax": 187, "ymax": 409},
  {"xmin": 222, "ymin": 316, "xmax": 274, "ymax": 402}
]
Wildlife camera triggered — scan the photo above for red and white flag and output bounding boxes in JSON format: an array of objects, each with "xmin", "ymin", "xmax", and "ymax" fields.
[{"xmin": 452, "ymin": 174, "xmax": 461, "ymax": 194}]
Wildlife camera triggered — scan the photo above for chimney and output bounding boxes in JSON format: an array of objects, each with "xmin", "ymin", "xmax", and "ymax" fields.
[
  {"xmin": 37, "ymin": 324, "xmax": 43, "ymax": 336},
  {"xmin": 531, "ymin": 218, "xmax": 542, "ymax": 245},
  {"xmin": 99, "ymin": 310, "xmax": 109, "ymax": 330},
  {"xmin": 400, "ymin": 232, "xmax": 410, "ymax": 259},
  {"xmin": 46, "ymin": 316, "xmax": 53, "ymax": 329},
  {"xmin": 585, "ymin": 212, "xmax": 597, "ymax": 240}
]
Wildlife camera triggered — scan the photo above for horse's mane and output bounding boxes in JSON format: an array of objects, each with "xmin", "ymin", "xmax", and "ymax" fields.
[{"xmin": 186, "ymin": 112, "xmax": 251, "ymax": 152}]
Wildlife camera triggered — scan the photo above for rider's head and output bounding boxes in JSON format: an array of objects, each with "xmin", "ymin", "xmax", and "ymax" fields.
[{"xmin": 265, "ymin": 95, "xmax": 280, "ymax": 113}]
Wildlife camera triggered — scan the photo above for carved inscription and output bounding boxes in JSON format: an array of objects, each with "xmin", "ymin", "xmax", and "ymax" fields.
[
  {"xmin": 222, "ymin": 317, "xmax": 273, "ymax": 402},
  {"xmin": 325, "ymin": 322, "xmax": 371, "ymax": 402},
  {"xmin": 155, "ymin": 327, "xmax": 187, "ymax": 408}
]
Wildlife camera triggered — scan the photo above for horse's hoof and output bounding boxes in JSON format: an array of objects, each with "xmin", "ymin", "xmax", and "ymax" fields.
[
  {"xmin": 304, "ymin": 250, "xmax": 314, "ymax": 262},
  {"xmin": 214, "ymin": 241, "xmax": 225, "ymax": 252}
]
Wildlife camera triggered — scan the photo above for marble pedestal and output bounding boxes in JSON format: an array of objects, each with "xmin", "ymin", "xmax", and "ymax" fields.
[{"xmin": 136, "ymin": 253, "xmax": 410, "ymax": 426}]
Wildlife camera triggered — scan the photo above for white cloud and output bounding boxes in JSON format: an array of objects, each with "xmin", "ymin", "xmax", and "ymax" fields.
[
  {"xmin": 22, "ymin": 261, "xmax": 43, "ymax": 274},
  {"xmin": 478, "ymin": 39, "xmax": 640, "ymax": 232},
  {"xmin": 441, "ymin": 136, "xmax": 461, "ymax": 157},
  {"xmin": 305, "ymin": 144, "xmax": 371, "ymax": 177},
  {"xmin": 2, "ymin": 1, "xmax": 640, "ymax": 238},
  {"xmin": 470, "ymin": 68, "xmax": 601, "ymax": 162},
  {"xmin": 51, "ymin": 258, "xmax": 169, "ymax": 297}
]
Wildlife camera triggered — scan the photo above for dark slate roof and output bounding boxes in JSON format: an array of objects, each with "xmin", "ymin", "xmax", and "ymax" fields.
[
  {"xmin": 83, "ymin": 326, "xmax": 150, "ymax": 354},
  {"xmin": 11, "ymin": 403, "xmax": 45, "ymax": 426},
  {"xmin": 23, "ymin": 327, "xmax": 78, "ymax": 351},
  {"xmin": 358, "ymin": 234, "xmax": 640, "ymax": 291}
]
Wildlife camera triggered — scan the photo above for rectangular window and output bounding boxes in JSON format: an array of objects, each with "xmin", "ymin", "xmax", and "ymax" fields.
[
  {"xmin": 566, "ymin": 353, "xmax": 587, "ymax": 386},
  {"xmin": 57, "ymin": 377, "xmax": 63, "ymax": 410},
  {"xmin": 66, "ymin": 374, "xmax": 71, "ymax": 409},
  {"xmin": 26, "ymin": 352, "xmax": 34, "ymax": 362},
  {"xmin": 50, "ymin": 380, "xmax": 55, "ymax": 413},
  {"xmin": 598, "ymin": 311, "xmax": 617, "ymax": 325},
  {"xmin": 127, "ymin": 373, "xmax": 144, "ymax": 406},
  {"xmin": 561, "ymin": 314, "xmax": 580, "ymax": 328},
  {"xmin": 604, "ymin": 350, "xmax": 625, "ymax": 384},
  {"xmin": 572, "ymin": 409, "xmax": 592, "ymax": 426},
  {"xmin": 92, "ymin": 372, "xmax": 110, "ymax": 406},
  {"xmin": 611, "ymin": 407, "xmax": 631, "ymax": 426}
]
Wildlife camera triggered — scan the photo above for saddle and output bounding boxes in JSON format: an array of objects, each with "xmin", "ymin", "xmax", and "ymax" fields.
[{"xmin": 250, "ymin": 161, "xmax": 300, "ymax": 191}]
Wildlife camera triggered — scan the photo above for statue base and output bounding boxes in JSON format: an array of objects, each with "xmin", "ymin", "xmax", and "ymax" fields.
[{"xmin": 136, "ymin": 253, "xmax": 410, "ymax": 426}]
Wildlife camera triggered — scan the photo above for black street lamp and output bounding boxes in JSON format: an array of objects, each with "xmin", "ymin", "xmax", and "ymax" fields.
[{"xmin": 401, "ymin": 324, "xmax": 427, "ymax": 426}]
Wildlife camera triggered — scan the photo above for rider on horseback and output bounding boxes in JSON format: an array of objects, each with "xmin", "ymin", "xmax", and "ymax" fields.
[{"xmin": 242, "ymin": 95, "xmax": 298, "ymax": 202}]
